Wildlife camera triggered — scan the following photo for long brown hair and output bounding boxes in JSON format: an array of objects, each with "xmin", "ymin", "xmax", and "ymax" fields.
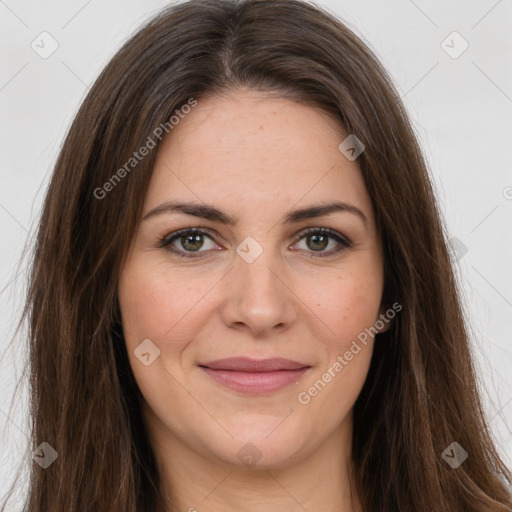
[{"xmin": 2, "ymin": 0, "xmax": 511, "ymax": 510}]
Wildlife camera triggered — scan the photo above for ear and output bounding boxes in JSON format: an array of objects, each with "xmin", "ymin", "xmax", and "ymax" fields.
[{"xmin": 374, "ymin": 302, "xmax": 399, "ymax": 334}]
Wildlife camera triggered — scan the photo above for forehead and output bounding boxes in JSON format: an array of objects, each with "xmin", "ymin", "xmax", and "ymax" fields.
[{"xmin": 145, "ymin": 90, "xmax": 373, "ymax": 221}]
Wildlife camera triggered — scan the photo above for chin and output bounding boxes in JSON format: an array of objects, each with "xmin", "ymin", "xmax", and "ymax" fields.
[{"xmin": 195, "ymin": 416, "xmax": 318, "ymax": 470}]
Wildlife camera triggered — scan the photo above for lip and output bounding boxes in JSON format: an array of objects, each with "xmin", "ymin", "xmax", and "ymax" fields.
[{"xmin": 198, "ymin": 357, "xmax": 311, "ymax": 394}]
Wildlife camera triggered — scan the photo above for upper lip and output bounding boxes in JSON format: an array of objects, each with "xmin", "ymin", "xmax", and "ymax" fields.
[{"xmin": 198, "ymin": 357, "xmax": 310, "ymax": 372}]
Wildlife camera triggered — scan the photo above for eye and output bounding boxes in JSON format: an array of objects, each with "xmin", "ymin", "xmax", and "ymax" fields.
[
  {"xmin": 293, "ymin": 227, "xmax": 352, "ymax": 257},
  {"xmin": 159, "ymin": 227, "xmax": 219, "ymax": 257}
]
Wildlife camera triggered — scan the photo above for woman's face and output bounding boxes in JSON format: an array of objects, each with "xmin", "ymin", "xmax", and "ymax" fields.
[{"xmin": 118, "ymin": 89, "xmax": 387, "ymax": 470}]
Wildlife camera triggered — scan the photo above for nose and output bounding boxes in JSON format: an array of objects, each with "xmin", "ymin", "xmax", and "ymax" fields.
[{"xmin": 219, "ymin": 248, "xmax": 298, "ymax": 337}]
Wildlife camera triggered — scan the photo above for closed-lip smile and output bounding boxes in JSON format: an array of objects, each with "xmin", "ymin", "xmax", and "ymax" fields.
[{"xmin": 198, "ymin": 357, "xmax": 311, "ymax": 394}]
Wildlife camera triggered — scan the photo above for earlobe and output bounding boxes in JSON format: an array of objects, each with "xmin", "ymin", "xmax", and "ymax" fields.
[{"xmin": 375, "ymin": 305, "xmax": 394, "ymax": 334}]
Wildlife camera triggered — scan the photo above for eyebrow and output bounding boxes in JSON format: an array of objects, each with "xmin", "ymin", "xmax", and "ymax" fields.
[{"xmin": 142, "ymin": 200, "xmax": 367, "ymax": 226}]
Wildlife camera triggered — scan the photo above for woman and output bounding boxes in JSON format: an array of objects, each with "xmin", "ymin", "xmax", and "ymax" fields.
[{"xmin": 3, "ymin": 0, "xmax": 511, "ymax": 510}]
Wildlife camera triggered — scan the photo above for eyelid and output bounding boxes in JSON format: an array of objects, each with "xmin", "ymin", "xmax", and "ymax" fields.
[{"xmin": 296, "ymin": 226, "xmax": 352, "ymax": 246}]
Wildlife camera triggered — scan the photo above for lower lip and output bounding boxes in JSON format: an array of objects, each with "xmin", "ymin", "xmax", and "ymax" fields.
[{"xmin": 200, "ymin": 367, "xmax": 310, "ymax": 394}]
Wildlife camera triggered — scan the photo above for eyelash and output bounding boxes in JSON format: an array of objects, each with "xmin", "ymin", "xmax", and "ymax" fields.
[{"xmin": 157, "ymin": 227, "xmax": 352, "ymax": 259}]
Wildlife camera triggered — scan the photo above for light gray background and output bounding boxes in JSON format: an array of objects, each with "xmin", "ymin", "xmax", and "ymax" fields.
[{"xmin": 1, "ymin": 0, "xmax": 511, "ymax": 505}]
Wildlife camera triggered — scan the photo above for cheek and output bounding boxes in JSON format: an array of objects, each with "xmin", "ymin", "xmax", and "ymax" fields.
[
  {"xmin": 117, "ymin": 259, "xmax": 211, "ymax": 413},
  {"xmin": 118, "ymin": 257, "xmax": 217, "ymax": 351},
  {"xmin": 294, "ymin": 265, "xmax": 382, "ymax": 410},
  {"xmin": 305, "ymin": 265, "xmax": 383, "ymax": 347}
]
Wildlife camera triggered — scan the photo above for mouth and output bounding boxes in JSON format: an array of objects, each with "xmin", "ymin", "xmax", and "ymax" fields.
[{"xmin": 197, "ymin": 357, "xmax": 311, "ymax": 394}]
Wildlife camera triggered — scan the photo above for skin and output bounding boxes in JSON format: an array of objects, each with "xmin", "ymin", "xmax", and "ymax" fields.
[{"xmin": 118, "ymin": 88, "xmax": 389, "ymax": 512}]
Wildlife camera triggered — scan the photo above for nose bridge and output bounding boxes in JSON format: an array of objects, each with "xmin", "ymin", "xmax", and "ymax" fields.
[
  {"xmin": 220, "ymin": 236, "xmax": 296, "ymax": 333},
  {"xmin": 236, "ymin": 236, "xmax": 284, "ymax": 305},
  {"xmin": 239, "ymin": 247, "xmax": 280, "ymax": 295}
]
